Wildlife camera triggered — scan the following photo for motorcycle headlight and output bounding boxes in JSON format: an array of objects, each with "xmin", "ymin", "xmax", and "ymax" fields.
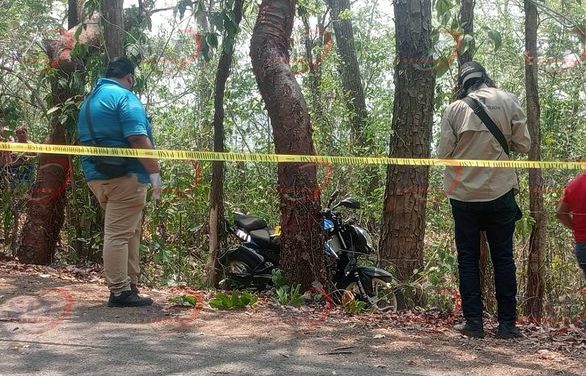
[{"xmin": 323, "ymin": 218, "xmax": 334, "ymax": 231}]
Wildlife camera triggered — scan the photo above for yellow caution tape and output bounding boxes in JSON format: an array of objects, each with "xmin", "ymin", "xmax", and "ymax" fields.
[{"xmin": 1, "ymin": 142, "xmax": 585, "ymax": 170}]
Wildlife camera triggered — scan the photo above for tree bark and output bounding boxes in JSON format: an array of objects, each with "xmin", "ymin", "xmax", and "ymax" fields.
[
  {"xmin": 68, "ymin": 0, "xmax": 83, "ymax": 29},
  {"xmin": 326, "ymin": 0, "xmax": 368, "ymax": 146},
  {"xmin": 102, "ymin": 0, "xmax": 125, "ymax": 60},
  {"xmin": 17, "ymin": 11, "xmax": 100, "ymax": 264},
  {"xmin": 479, "ymin": 232, "xmax": 496, "ymax": 313},
  {"xmin": 301, "ymin": 14, "xmax": 326, "ymax": 134},
  {"xmin": 327, "ymin": 0, "xmax": 379, "ymax": 196},
  {"xmin": 196, "ymin": 1, "xmax": 213, "ymax": 145},
  {"xmin": 458, "ymin": 0, "xmax": 475, "ymax": 66},
  {"xmin": 207, "ymin": 0, "xmax": 244, "ymax": 287},
  {"xmin": 379, "ymin": 0, "xmax": 436, "ymax": 286},
  {"xmin": 250, "ymin": 0, "xmax": 327, "ymax": 290},
  {"xmin": 524, "ymin": 0, "xmax": 546, "ymax": 320}
]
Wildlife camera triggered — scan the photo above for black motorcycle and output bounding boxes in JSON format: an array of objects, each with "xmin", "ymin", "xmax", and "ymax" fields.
[{"xmin": 219, "ymin": 192, "xmax": 397, "ymax": 311}]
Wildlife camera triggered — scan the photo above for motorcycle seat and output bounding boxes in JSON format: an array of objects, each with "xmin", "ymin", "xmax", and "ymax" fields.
[
  {"xmin": 250, "ymin": 229, "xmax": 281, "ymax": 251},
  {"xmin": 235, "ymin": 213, "xmax": 268, "ymax": 231}
]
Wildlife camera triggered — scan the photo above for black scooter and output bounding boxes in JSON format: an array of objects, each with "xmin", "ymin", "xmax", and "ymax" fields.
[{"xmin": 219, "ymin": 192, "xmax": 397, "ymax": 311}]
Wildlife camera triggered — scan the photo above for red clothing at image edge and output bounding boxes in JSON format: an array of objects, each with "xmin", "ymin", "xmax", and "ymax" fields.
[{"xmin": 562, "ymin": 173, "xmax": 586, "ymax": 243}]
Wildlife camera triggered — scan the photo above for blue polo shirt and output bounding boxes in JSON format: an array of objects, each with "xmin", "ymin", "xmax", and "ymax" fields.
[{"xmin": 77, "ymin": 78, "xmax": 154, "ymax": 184}]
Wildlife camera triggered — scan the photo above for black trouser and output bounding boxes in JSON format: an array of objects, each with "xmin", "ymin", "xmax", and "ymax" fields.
[{"xmin": 450, "ymin": 191, "xmax": 520, "ymax": 324}]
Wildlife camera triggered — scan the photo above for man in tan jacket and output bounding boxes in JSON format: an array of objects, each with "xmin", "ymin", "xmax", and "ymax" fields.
[{"xmin": 438, "ymin": 61, "xmax": 531, "ymax": 339}]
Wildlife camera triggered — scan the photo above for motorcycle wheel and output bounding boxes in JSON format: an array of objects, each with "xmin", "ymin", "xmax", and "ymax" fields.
[
  {"xmin": 221, "ymin": 252, "xmax": 258, "ymax": 289},
  {"xmin": 226, "ymin": 259, "xmax": 253, "ymax": 275},
  {"xmin": 342, "ymin": 277, "xmax": 398, "ymax": 313}
]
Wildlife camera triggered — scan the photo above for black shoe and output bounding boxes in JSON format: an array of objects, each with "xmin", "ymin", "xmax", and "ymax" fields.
[
  {"xmin": 454, "ymin": 321, "xmax": 485, "ymax": 338},
  {"xmin": 130, "ymin": 283, "xmax": 139, "ymax": 294},
  {"xmin": 496, "ymin": 323, "xmax": 522, "ymax": 339},
  {"xmin": 108, "ymin": 290, "xmax": 153, "ymax": 307}
]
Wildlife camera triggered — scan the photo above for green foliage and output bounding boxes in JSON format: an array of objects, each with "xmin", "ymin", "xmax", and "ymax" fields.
[
  {"xmin": 61, "ymin": 162, "xmax": 104, "ymax": 263},
  {"xmin": 459, "ymin": 34, "xmax": 475, "ymax": 55},
  {"xmin": 271, "ymin": 269, "xmax": 304, "ymax": 307},
  {"xmin": 271, "ymin": 268, "xmax": 303, "ymax": 307},
  {"xmin": 434, "ymin": 0, "xmax": 455, "ymax": 24},
  {"xmin": 486, "ymin": 29, "xmax": 503, "ymax": 51},
  {"xmin": 201, "ymin": 32, "xmax": 219, "ymax": 61},
  {"xmin": 271, "ymin": 268, "xmax": 289, "ymax": 289},
  {"xmin": 168, "ymin": 294, "xmax": 198, "ymax": 307},
  {"xmin": 339, "ymin": 9, "xmax": 352, "ymax": 21},
  {"xmin": 275, "ymin": 284, "xmax": 304, "ymax": 308},
  {"xmin": 175, "ymin": 0, "xmax": 193, "ymax": 19},
  {"xmin": 209, "ymin": 291, "xmax": 258, "ymax": 310},
  {"xmin": 83, "ymin": 0, "xmax": 101, "ymax": 16},
  {"xmin": 343, "ymin": 299, "xmax": 367, "ymax": 314}
]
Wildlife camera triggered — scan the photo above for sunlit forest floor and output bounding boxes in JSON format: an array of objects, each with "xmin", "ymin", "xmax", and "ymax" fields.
[{"xmin": 0, "ymin": 259, "xmax": 584, "ymax": 376}]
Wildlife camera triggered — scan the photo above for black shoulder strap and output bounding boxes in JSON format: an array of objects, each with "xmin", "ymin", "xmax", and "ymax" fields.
[
  {"xmin": 461, "ymin": 96, "xmax": 510, "ymax": 156},
  {"xmin": 84, "ymin": 92, "xmax": 98, "ymax": 146}
]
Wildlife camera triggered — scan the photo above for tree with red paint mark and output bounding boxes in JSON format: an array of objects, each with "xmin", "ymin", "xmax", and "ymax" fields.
[
  {"xmin": 250, "ymin": 0, "xmax": 328, "ymax": 291},
  {"xmin": 18, "ymin": 6, "xmax": 101, "ymax": 265}
]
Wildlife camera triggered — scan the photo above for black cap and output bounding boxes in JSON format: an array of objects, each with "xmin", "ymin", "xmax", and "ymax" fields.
[{"xmin": 459, "ymin": 61, "xmax": 486, "ymax": 87}]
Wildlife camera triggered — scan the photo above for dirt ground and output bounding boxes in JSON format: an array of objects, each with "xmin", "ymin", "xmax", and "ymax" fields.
[{"xmin": 0, "ymin": 262, "xmax": 584, "ymax": 376}]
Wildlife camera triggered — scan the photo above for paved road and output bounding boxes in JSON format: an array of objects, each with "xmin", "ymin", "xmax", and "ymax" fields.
[{"xmin": 0, "ymin": 272, "xmax": 583, "ymax": 376}]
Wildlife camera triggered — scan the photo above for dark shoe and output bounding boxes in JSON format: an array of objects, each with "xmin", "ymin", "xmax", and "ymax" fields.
[
  {"xmin": 130, "ymin": 283, "xmax": 139, "ymax": 294},
  {"xmin": 496, "ymin": 323, "xmax": 522, "ymax": 339},
  {"xmin": 108, "ymin": 290, "xmax": 153, "ymax": 307},
  {"xmin": 454, "ymin": 321, "xmax": 485, "ymax": 338}
]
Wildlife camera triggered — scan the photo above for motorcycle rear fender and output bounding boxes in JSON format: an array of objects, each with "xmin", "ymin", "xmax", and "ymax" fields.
[{"xmin": 356, "ymin": 266, "xmax": 394, "ymax": 282}]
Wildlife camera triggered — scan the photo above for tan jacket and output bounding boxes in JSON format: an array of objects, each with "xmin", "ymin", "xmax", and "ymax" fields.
[{"xmin": 437, "ymin": 86, "xmax": 531, "ymax": 202}]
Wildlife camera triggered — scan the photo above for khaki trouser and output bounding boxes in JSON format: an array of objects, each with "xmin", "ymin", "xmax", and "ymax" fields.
[{"xmin": 88, "ymin": 175, "xmax": 147, "ymax": 293}]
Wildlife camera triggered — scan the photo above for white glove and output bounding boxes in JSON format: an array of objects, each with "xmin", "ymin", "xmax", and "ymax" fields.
[{"xmin": 149, "ymin": 172, "xmax": 162, "ymax": 200}]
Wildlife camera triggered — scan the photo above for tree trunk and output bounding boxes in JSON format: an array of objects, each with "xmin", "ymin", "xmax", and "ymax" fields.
[
  {"xmin": 326, "ymin": 0, "xmax": 368, "ymax": 147},
  {"xmin": 207, "ymin": 0, "xmax": 244, "ymax": 287},
  {"xmin": 17, "ymin": 12, "xmax": 100, "ymax": 264},
  {"xmin": 379, "ymin": 0, "xmax": 435, "ymax": 287},
  {"xmin": 68, "ymin": 0, "xmax": 83, "ymax": 28},
  {"xmin": 458, "ymin": 0, "xmax": 475, "ymax": 66},
  {"xmin": 479, "ymin": 232, "xmax": 496, "ymax": 313},
  {"xmin": 524, "ymin": 0, "xmax": 546, "ymax": 320},
  {"xmin": 327, "ymin": 0, "xmax": 380, "ymax": 196},
  {"xmin": 301, "ymin": 14, "xmax": 325, "ymax": 133},
  {"xmin": 196, "ymin": 1, "xmax": 213, "ymax": 146},
  {"xmin": 102, "ymin": 0, "xmax": 125, "ymax": 60},
  {"xmin": 250, "ymin": 0, "xmax": 327, "ymax": 291}
]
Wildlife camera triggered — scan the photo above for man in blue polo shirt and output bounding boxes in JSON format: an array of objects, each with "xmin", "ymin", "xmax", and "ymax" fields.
[{"xmin": 77, "ymin": 57, "xmax": 162, "ymax": 307}]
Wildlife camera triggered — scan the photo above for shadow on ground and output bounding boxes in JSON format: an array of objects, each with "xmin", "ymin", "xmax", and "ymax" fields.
[{"xmin": 0, "ymin": 272, "xmax": 583, "ymax": 376}]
